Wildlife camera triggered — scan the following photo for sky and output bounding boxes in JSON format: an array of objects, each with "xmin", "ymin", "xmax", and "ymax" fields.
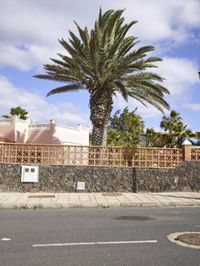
[{"xmin": 0, "ymin": 0, "xmax": 200, "ymax": 131}]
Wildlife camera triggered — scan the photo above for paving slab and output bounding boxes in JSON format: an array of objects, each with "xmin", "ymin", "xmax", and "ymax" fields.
[{"xmin": 0, "ymin": 192, "xmax": 199, "ymax": 209}]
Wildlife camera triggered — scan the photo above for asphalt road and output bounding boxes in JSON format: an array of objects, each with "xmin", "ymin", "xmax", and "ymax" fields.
[{"xmin": 0, "ymin": 207, "xmax": 200, "ymax": 266}]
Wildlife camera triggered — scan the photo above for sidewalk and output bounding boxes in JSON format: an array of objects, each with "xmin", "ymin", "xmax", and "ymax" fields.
[{"xmin": 0, "ymin": 192, "xmax": 200, "ymax": 209}]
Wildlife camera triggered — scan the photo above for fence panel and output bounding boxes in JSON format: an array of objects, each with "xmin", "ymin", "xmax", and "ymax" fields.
[
  {"xmin": 0, "ymin": 143, "xmax": 183, "ymax": 168},
  {"xmin": 131, "ymin": 147, "xmax": 182, "ymax": 168},
  {"xmin": 191, "ymin": 147, "xmax": 200, "ymax": 161},
  {"xmin": 0, "ymin": 143, "xmax": 65, "ymax": 165}
]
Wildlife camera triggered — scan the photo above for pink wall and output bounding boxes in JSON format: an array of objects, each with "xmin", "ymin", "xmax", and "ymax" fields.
[
  {"xmin": 0, "ymin": 116, "xmax": 89, "ymax": 145},
  {"xmin": 0, "ymin": 117, "xmax": 15, "ymax": 142},
  {"xmin": 27, "ymin": 124, "xmax": 58, "ymax": 144}
]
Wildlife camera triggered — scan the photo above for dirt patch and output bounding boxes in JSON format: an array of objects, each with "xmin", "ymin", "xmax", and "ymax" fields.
[
  {"xmin": 28, "ymin": 195, "xmax": 55, "ymax": 199},
  {"xmin": 176, "ymin": 233, "xmax": 200, "ymax": 246},
  {"xmin": 102, "ymin": 192, "xmax": 122, "ymax": 197},
  {"xmin": 115, "ymin": 215, "xmax": 155, "ymax": 221}
]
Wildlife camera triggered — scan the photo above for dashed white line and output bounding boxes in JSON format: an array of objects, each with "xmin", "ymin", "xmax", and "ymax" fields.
[{"xmin": 32, "ymin": 240, "xmax": 157, "ymax": 247}]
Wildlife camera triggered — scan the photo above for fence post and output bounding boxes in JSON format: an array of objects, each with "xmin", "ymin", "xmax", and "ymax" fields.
[{"xmin": 182, "ymin": 139, "xmax": 192, "ymax": 161}]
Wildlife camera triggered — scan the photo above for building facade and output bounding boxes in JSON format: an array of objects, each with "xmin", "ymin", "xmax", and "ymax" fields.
[{"xmin": 0, "ymin": 116, "xmax": 89, "ymax": 145}]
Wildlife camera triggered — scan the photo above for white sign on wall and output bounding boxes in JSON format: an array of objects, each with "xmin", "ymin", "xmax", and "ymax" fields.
[
  {"xmin": 21, "ymin": 166, "xmax": 39, "ymax": 183},
  {"xmin": 76, "ymin": 181, "xmax": 85, "ymax": 190}
]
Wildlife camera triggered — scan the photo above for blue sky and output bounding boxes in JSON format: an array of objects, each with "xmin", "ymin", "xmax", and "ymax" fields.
[{"xmin": 0, "ymin": 0, "xmax": 200, "ymax": 131}]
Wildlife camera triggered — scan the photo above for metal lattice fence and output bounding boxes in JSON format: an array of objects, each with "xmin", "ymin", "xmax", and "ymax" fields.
[{"xmin": 0, "ymin": 143, "xmax": 183, "ymax": 168}]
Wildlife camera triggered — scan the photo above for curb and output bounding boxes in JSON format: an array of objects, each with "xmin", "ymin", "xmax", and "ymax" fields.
[
  {"xmin": 167, "ymin": 232, "xmax": 200, "ymax": 249},
  {"xmin": 0, "ymin": 202, "xmax": 200, "ymax": 210}
]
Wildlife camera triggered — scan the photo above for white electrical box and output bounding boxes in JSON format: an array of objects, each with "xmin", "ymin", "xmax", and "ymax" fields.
[
  {"xmin": 76, "ymin": 181, "xmax": 85, "ymax": 190},
  {"xmin": 21, "ymin": 166, "xmax": 39, "ymax": 183}
]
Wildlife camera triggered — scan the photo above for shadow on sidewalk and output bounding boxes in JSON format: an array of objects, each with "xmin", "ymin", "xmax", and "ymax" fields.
[{"xmin": 157, "ymin": 194, "xmax": 200, "ymax": 200}]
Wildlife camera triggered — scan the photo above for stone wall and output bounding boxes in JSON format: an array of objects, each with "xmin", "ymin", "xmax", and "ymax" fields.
[
  {"xmin": 0, "ymin": 164, "xmax": 134, "ymax": 192},
  {"xmin": 0, "ymin": 162, "xmax": 199, "ymax": 192},
  {"xmin": 135, "ymin": 161, "xmax": 200, "ymax": 192}
]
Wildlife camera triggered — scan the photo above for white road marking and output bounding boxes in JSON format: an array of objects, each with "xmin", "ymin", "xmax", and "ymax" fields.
[
  {"xmin": 1, "ymin": 238, "xmax": 11, "ymax": 241},
  {"xmin": 32, "ymin": 240, "xmax": 157, "ymax": 247}
]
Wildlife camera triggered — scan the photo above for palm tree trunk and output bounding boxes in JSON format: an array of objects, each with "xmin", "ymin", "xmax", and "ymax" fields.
[
  {"xmin": 90, "ymin": 89, "xmax": 113, "ymax": 146},
  {"xmin": 92, "ymin": 124, "xmax": 108, "ymax": 146}
]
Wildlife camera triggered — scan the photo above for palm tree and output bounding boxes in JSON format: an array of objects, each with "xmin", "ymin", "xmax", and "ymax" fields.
[
  {"xmin": 3, "ymin": 106, "xmax": 28, "ymax": 120},
  {"xmin": 34, "ymin": 9, "xmax": 170, "ymax": 146},
  {"xmin": 145, "ymin": 128, "xmax": 164, "ymax": 147},
  {"xmin": 160, "ymin": 110, "xmax": 181, "ymax": 132},
  {"xmin": 160, "ymin": 110, "xmax": 194, "ymax": 147}
]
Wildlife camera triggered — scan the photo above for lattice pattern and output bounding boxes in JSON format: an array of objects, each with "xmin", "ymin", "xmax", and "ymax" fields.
[
  {"xmin": 191, "ymin": 147, "xmax": 200, "ymax": 161},
  {"xmin": 131, "ymin": 148, "xmax": 182, "ymax": 168},
  {"xmin": 88, "ymin": 146, "xmax": 127, "ymax": 167},
  {"xmin": 63, "ymin": 146, "xmax": 89, "ymax": 165},
  {"xmin": 0, "ymin": 143, "xmax": 182, "ymax": 168},
  {"xmin": 0, "ymin": 144, "xmax": 65, "ymax": 165}
]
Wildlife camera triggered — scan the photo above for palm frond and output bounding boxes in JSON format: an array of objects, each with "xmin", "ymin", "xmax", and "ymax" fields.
[
  {"xmin": 126, "ymin": 73, "xmax": 170, "ymax": 111},
  {"xmin": 47, "ymin": 83, "xmax": 82, "ymax": 97},
  {"xmin": 113, "ymin": 80, "xmax": 128, "ymax": 101}
]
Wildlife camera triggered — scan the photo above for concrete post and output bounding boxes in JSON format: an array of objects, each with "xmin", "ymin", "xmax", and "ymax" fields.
[
  {"xmin": 11, "ymin": 115, "xmax": 18, "ymax": 142},
  {"xmin": 182, "ymin": 139, "xmax": 192, "ymax": 161}
]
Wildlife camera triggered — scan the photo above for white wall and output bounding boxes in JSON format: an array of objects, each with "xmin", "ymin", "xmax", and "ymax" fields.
[{"xmin": 54, "ymin": 124, "xmax": 89, "ymax": 145}]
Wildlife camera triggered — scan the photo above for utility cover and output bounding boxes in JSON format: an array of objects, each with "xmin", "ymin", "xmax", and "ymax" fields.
[
  {"xmin": 21, "ymin": 165, "xmax": 39, "ymax": 183},
  {"xmin": 77, "ymin": 182, "xmax": 85, "ymax": 190}
]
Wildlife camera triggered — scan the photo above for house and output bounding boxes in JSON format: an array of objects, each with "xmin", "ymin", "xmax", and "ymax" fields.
[{"xmin": 0, "ymin": 115, "xmax": 89, "ymax": 145}]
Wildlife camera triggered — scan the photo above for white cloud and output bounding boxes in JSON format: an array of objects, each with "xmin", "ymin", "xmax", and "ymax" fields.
[
  {"xmin": 0, "ymin": 75, "xmax": 90, "ymax": 126},
  {"xmin": 0, "ymin": 43, "xmax": 63, "ymax": 71},
  {"xmin": 0, "ymin": 0, "xmax": 200, "ymax": 70},
  {"xmin": 184, "ymin": 104, "xmax": 200, "ymax": 112},
  {"xmin": 156, "ymin": 57, "xmax": 199, "ymax": 96},
  {"xmin": 103, "ymin": 0, "xmax": 200, "ymax": 42}
]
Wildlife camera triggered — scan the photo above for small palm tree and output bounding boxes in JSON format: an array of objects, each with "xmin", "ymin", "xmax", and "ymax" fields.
[
  {"xmin": 34, "ymin": 9, "xmax": 170, "ymax": 146},
  {"xmin": 160, "ymin": 110, "xmax": 194, "ymax": 147},
  {"xmin": 3, "ymin": 106, "xmax": 28, "ymax": 120},
  {"xmin": 145, "ymin": 128, "xmax": 163, "ymax": 147}
]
